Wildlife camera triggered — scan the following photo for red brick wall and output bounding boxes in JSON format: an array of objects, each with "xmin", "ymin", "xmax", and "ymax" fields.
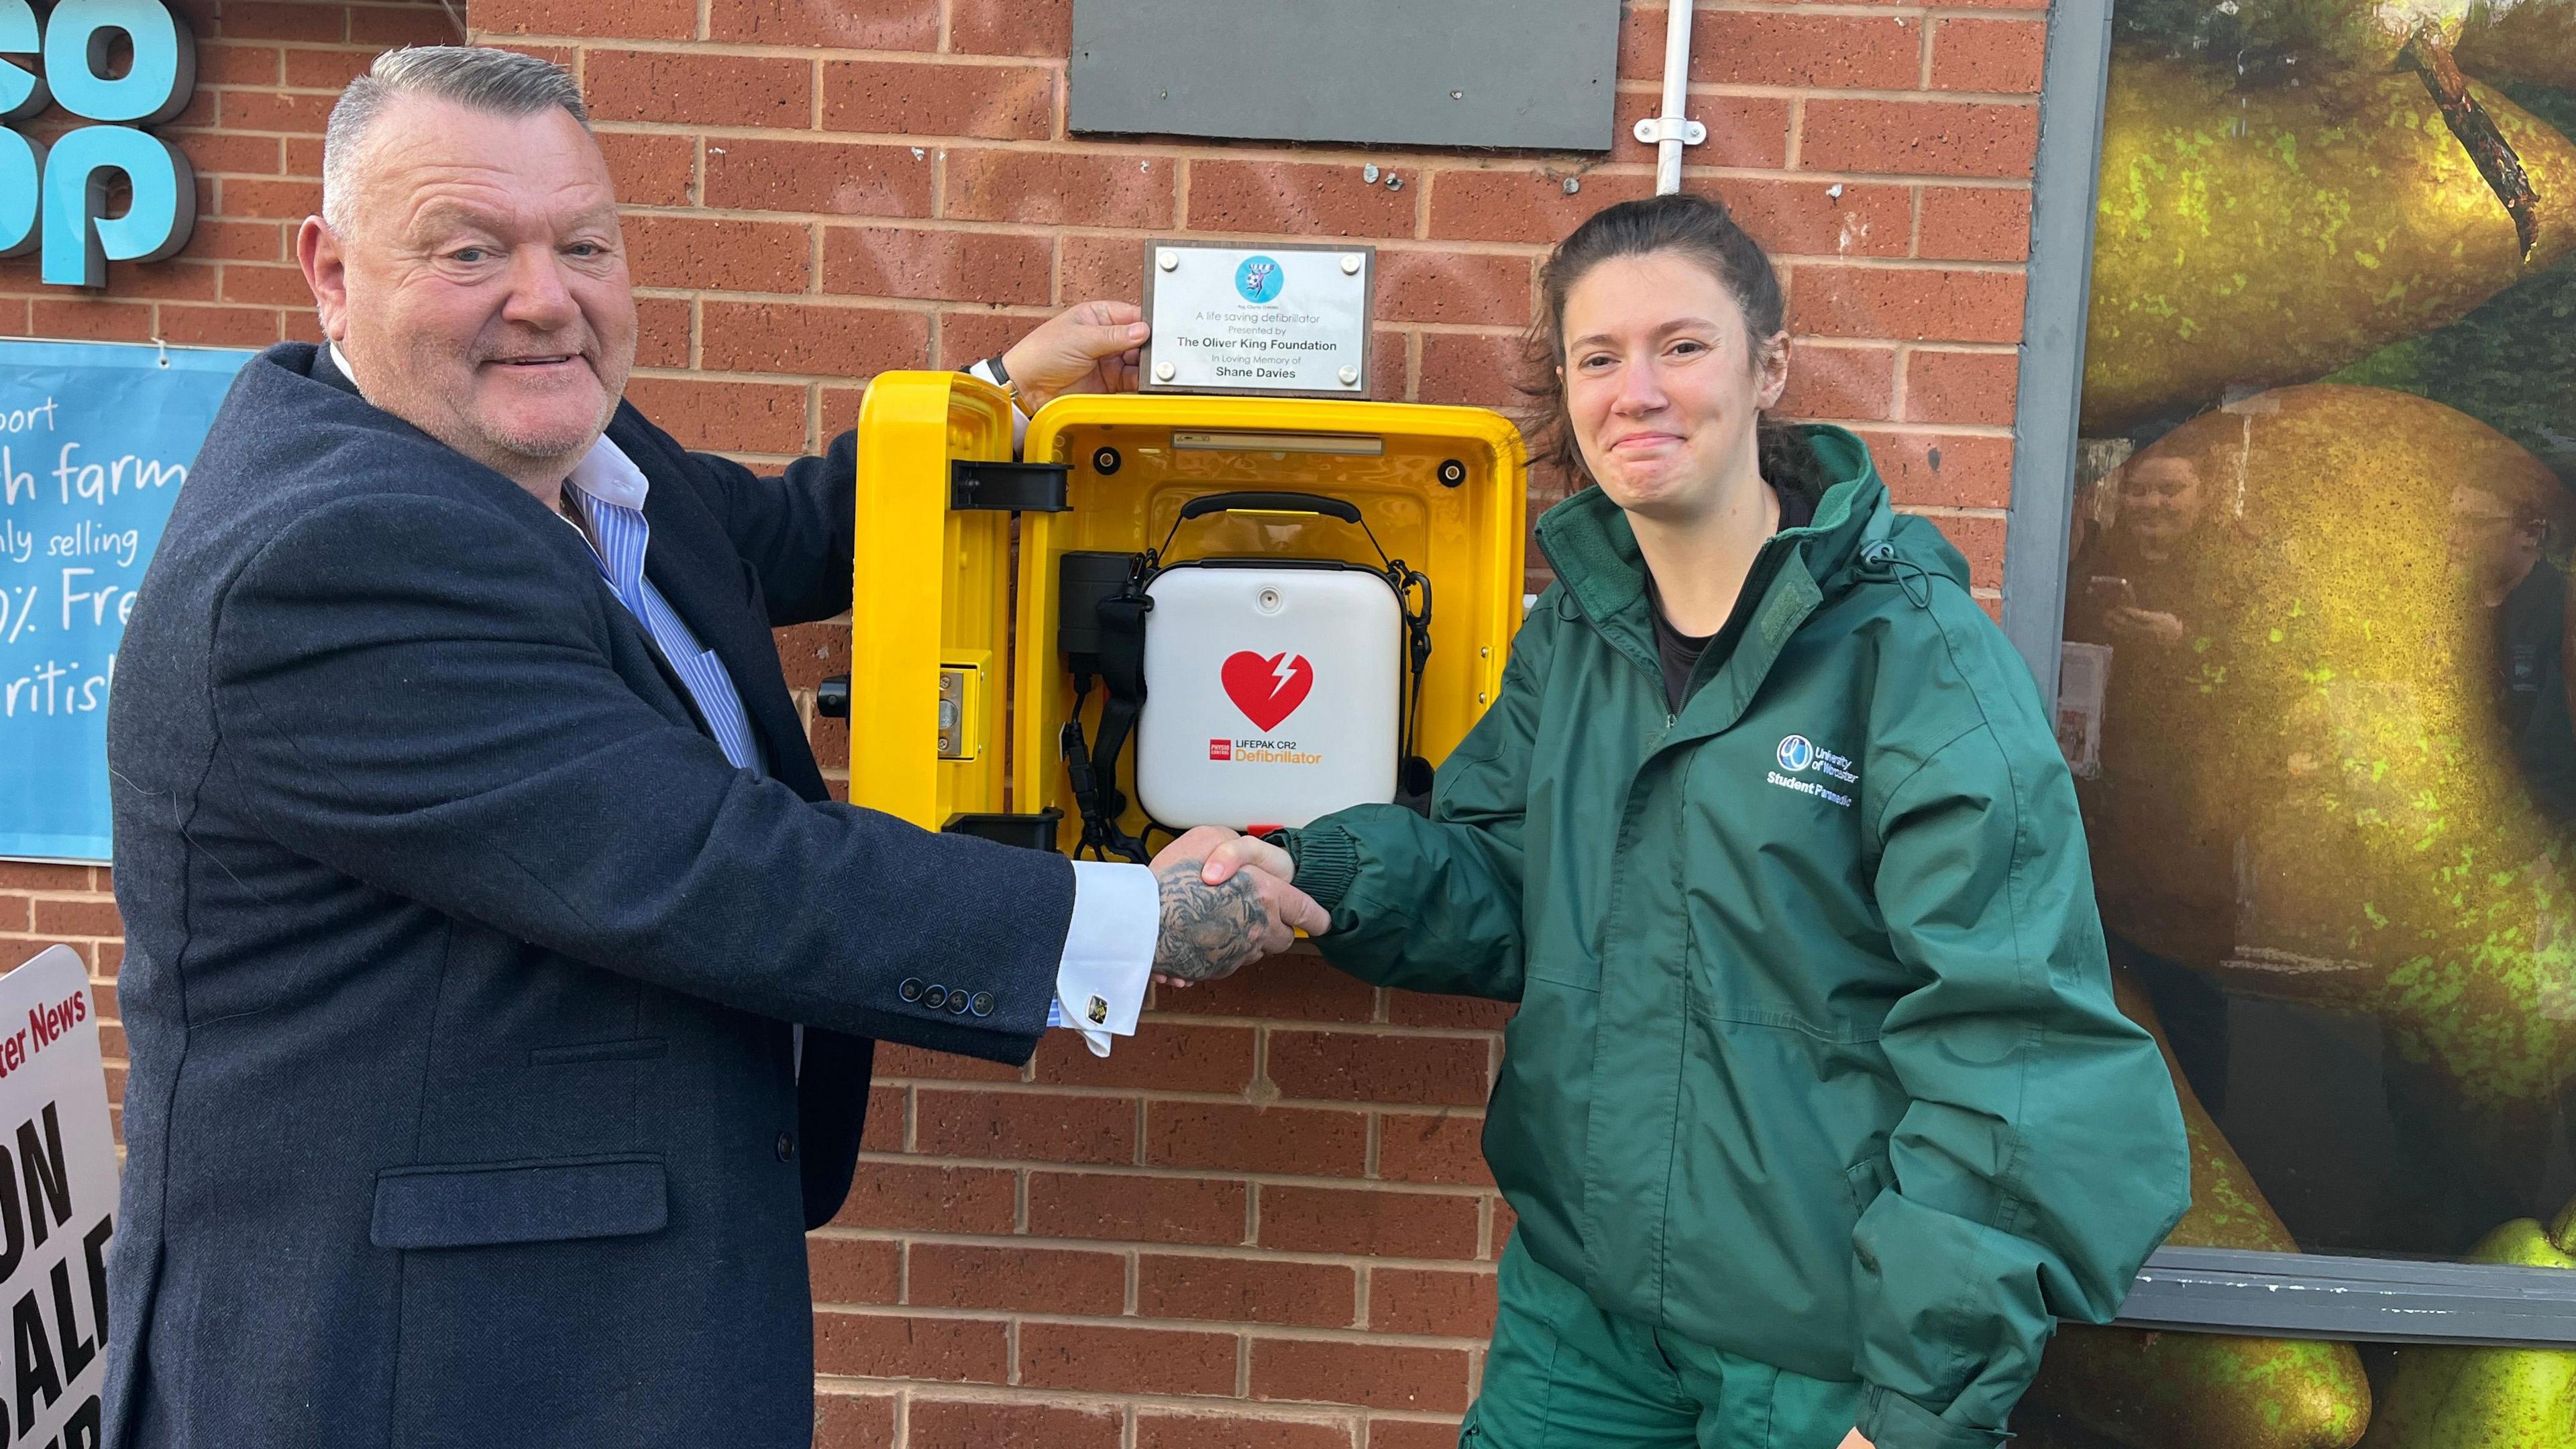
[{"xmin": 0, "ymin": 0, "xmax": 2041, "ymax": 1443}]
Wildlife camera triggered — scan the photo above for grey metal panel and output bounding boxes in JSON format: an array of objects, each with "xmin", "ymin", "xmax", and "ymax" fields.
[
  {"xmin": 1069, "ymin": 0, "xmax": 1619, "ymax": 152},
  {"xmin": 1998, "ymin": 0, "xmax": 2117, "ymax": 703},
  {"xmin": 2116, "ymin": 1248, "xmax": 2576, "ymax": 1346}
]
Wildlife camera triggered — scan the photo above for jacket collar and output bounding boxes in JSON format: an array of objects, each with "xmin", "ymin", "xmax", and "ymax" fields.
[{"xmin": 1532, "ymin": 424, "xmax": 1948, "ymax": 737}]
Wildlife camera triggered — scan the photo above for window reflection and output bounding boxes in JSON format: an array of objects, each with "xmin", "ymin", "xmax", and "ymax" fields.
[{"xmin": 2038, "ymin": 0, "xmax": 2576, "ymax": 1438}]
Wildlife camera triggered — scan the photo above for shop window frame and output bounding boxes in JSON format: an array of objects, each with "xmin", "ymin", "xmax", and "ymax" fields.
[{"xmin": 2002, "ymin": 0, "xmax": 2576, "ymax": 1346}]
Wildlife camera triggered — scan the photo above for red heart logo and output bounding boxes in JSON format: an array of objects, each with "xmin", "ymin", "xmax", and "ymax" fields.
[{"xmin": 1220, "ymin": 651, "xmax": 1314, "ymax": 733}]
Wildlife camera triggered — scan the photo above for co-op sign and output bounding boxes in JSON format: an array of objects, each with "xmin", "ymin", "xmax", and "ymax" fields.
[{"xmin": 0, "ymin": 0, "xmax": 193, "ymax": 288}]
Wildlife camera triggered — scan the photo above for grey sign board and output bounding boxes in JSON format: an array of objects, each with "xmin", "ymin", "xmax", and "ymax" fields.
[{"xmin": 1069, "ymin": 0, "xmax": 1619, "ymax": 152}]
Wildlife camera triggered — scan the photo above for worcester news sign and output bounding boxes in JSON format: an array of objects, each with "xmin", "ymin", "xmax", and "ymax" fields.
[{"xmin": 0, "ymin": 0, "xmax": 193, "ymax": 288}]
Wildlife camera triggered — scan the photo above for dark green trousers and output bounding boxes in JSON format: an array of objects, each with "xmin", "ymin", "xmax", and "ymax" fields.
[{"xmin": 1462, "ymin": 1239, "xmax": 1862, "ymax": 1449}]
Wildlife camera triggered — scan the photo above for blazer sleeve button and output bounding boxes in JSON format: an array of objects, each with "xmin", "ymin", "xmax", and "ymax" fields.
[
  {"xmin": 947, "ymin": 991, "xmax": 971, "ymax": 1015},
  {"xmin": 899, "ymin": 977, "xmax": 926, "ymax": 1004},
  {"xmin": 922, "ymin": 985, "xmax": 949, "ymax": 1010},
  {"xmin": 969, "ymin": 992, "xmax": 996, "ymax": 1018},
  {"xmin": 775, "ymin": 1132, "xmax": 796, "ymax": 1161}
]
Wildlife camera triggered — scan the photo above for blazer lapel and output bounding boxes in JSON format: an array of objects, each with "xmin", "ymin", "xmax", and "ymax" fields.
[{"xmin": 613, "ymin": 417, "xmax": 832, "ymax": 802}]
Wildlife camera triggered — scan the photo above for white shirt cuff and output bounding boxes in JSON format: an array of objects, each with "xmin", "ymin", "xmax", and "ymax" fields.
[
  {"xmin": 963, "ymin": 357, "xmax": 1032, "ymax": 453},
  {"xmin": 1049, "ymin": 860, "xmax": 1157, "ymax": 1057}
]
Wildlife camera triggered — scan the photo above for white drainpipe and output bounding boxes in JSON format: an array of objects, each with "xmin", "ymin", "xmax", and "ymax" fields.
[{"xmin": 1635, "ymin": 0, "xmax": 1705, "ymax": 194}]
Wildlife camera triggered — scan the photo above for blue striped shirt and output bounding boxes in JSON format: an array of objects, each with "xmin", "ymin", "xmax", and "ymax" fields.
[{"xmin": 560, "ymin": 437, "xmax": 764, "ymax": 774}]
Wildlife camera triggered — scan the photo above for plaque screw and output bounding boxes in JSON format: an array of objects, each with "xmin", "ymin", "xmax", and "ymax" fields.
[
  {"xmin": 1563, "ymin": 177, "xmax": 1580, "ymax": 195},
  {"xmin": 1155, "ymin": 361, "xmax": 1176, "ymax": 382},
  {"xmin": 1385, "ymin": 174, "xmax": 1403, "ymax": 191},
  {"xmin": 1157, "ymin": 250, "xmax": 1179, "ymax": 271},
  {"xmin": 1340, "ymin": 254, "xmax": 1362, "ymax": 275},
  {"xmin": 1338, "ymin": 366, "xmax": 1359, "ymax": 386}
]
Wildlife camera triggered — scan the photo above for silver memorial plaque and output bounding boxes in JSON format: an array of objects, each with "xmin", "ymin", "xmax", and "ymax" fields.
[{"xmin": 1141, "ymin": 239, "xmax": 1375, "ymax": 398}]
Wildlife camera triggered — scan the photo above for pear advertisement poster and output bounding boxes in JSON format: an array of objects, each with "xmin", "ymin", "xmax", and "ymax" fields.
[{"xmin": 2050, "ymin": 0, "xmax": 2576, "ymax": 1443}]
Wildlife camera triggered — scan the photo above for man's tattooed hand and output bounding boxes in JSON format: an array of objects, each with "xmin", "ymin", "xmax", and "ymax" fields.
[
  {"xmin": 1146, "ymin": 826, "xmax": 1330, "ymax": 985},
  {"xmin": 1151, "ymin": 855, "xmax": 1273, "ymax": 983}
]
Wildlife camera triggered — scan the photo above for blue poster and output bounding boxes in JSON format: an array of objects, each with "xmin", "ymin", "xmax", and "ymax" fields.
[{"xmin": 0, "ymin": 339, "xmax": 255, "ymax": 862}]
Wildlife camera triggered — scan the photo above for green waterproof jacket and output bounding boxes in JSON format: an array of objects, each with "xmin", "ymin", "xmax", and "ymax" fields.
[{"xmin": 1279, "ymin": 427, "xmax": 2190, "ymax": 1449}]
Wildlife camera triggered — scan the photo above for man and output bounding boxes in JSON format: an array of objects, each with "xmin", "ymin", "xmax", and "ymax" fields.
[{"xmin": 103, "ymin": 47, "xmax": 1316, "ymax": 1448}]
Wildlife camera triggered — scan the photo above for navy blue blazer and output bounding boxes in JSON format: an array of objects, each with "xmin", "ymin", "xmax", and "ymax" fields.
[{"xmin": 102, "ymin": 343, "xmax": 1073, "ymax": 1448}]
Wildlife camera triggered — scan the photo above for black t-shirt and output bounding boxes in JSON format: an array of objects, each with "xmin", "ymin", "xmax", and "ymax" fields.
[{"xmin": 1648, "ymin": 484, "xmax": 1817, "ymax": 710}]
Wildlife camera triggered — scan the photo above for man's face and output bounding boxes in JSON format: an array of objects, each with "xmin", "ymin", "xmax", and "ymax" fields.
[{"xmin": 307, "ymin": 96, "xmax": 636, "ymax": 485}]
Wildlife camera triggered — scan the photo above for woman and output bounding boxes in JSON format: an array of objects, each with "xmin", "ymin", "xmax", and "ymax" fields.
[{"xmin": 1199, "ymin": 195, "xmax": 2190, "ymax": 1448}]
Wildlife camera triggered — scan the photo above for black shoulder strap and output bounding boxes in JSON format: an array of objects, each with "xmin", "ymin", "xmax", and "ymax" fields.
[
  {"xmin": 1060, "ymin": 563, "xmax": 1156, "ymax": 864},
  {"xmin": 1088, "ymin": 586, "xmax": 1153, "ymax": 847}
]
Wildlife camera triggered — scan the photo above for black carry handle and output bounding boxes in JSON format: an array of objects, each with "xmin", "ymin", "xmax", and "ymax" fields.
[{"xmin": 1175, "ymin": 491, "xmax": 1363, "ymax": 525}]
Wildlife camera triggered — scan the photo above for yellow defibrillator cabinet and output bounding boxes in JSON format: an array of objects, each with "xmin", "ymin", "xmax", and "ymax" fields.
[{"xmin": 831, "ymin": 372, "xmax": 1526, "ymax": 860}]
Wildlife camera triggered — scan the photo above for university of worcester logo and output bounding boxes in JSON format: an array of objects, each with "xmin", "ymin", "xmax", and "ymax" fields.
[{"xmin": 1776, "ymin": 735, "xmax": 1815, "ymax": 771}]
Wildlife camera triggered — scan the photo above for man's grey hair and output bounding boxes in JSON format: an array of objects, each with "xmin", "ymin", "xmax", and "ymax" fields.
[{"xmin": 321, "ymin": 47, "xmax": 590, "ymax": 233}]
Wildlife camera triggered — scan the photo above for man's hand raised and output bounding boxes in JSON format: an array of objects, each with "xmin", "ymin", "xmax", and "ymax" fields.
[
  {"xmin": 1002, "ymin": 301, "xmax": 1150, "ymax": 412},
  {"xmin": 1149, "ymin": 826, "xmax": 1328, "ymax": 985}
]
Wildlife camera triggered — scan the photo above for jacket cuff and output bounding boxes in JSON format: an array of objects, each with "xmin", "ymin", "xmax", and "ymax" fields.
[
  {"xmin": 1858, "ymin": 1385, "xmax": 2006, "ymax": 1449},
  {"xmin": 1279, "ymin": 824, "xmax": 1360, "ymax": 914}
]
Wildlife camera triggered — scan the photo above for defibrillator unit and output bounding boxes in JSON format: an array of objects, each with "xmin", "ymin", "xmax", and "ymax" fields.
[
  {"xmin": 1053, "ymin": 491, "xmax": 1433, "ymax": 857},
  {"xmin": 831, "ymin": 381, "xmax": 1526, "ymax": 857},
  {"xmin": 1137, "ymin": 557, "xmax": 1403, "ymax": 828}
]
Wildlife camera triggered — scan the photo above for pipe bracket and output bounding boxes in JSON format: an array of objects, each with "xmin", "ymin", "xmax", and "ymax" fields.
[{"xmin": 1631, "ymin": 116, "xmax": 1707, "ymax": 146}]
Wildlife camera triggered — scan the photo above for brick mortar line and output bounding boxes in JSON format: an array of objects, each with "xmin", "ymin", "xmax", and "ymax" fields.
[
  {"xmin": 588, "ymin": 417, "xmax": 2019, "ymax": 449},
  {"xmin": 853, "ymin": 1150, "xmax": 1501, "ymax": 1195},
  {"xmin": 867, "ymin": 1152, "xmax": 1485, "ymax": 1192},
  {"xmin": 596, "ymin": 182, "xmax": 2037, "ymax": 224},
  {"xmin": 1633, "ymin": 76, "xmax": 2047, "ymax": 103},
  {"xmin": 555, "ymin": 37, "xmax": 1075, "ymax": 66},
  {"xmin": 822, "ymin": 1379, "xmax": 1465, "ymax": 1422},
  {"xmin": 1787, "ymin": 410, "xmax": 2014, "ymax": 430},
  {"xmin": 1845, "ymin": 419, "xmax": 2018, "ymax": 437},
  {"xmin": 486, "ymin": 28, "xmax": 2028, "ymax": 91},
  {"xmin": 902, "ymin": 1018, "xmax": 1504, "ymax": 1043},
  {"xmin": 612, "ymin": 230, "xmax": 2031, "ymax": 280},
  {"xmin": 819, "ymin": 1226, "xmax": 1507, "ymax": 1275},
  {"xmin": 819, "ymin": 1377, "xmax": 1449, "ymax": 1424},
  {"xmin": 618, "ymin": 343, "xmax": 1988, "ymax": 394},
  {"xmin": 892, "ymin": 1094, "xmax": 1491, "ymax": 1130},
  {"xmin": 571, "ymin": 114, "xmax": 2035, "ymax": 152},
  {"xmin": 1886, "ymin": 340, "xmax": 2022, "ymax": 356},
  {"xmin": 609, "ymin": 202, "xmax": 2025, "ymax": 252},
  {"xmin": 812, "ymin": 1301, "xmax": 1490, "ymax": 1351}
]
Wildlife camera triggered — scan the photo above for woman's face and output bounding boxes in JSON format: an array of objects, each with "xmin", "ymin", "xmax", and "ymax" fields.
[{"xmin": 1560, "ymin": 250, "xmax": 1787, "ymax": 523}]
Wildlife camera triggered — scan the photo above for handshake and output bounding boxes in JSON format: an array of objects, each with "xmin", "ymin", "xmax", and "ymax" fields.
[{"xmin": 1146, "ymin": 826, "xmax": 1332, "ymax": 985}]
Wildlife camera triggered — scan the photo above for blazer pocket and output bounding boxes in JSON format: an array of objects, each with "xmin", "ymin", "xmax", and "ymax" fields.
[
  {"xmin": 370, "ymin": 1155, "xmax": 667, "ymax": 1250},
  {"xmin": 528, "ymin": 1035, "xmax": 667, "ymax": 1066}
]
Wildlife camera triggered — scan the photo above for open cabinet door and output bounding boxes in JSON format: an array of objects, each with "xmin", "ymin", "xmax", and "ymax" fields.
[{"xmin": 847, "ymin": 370, "xmax": 1062, "ymax": 839}]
